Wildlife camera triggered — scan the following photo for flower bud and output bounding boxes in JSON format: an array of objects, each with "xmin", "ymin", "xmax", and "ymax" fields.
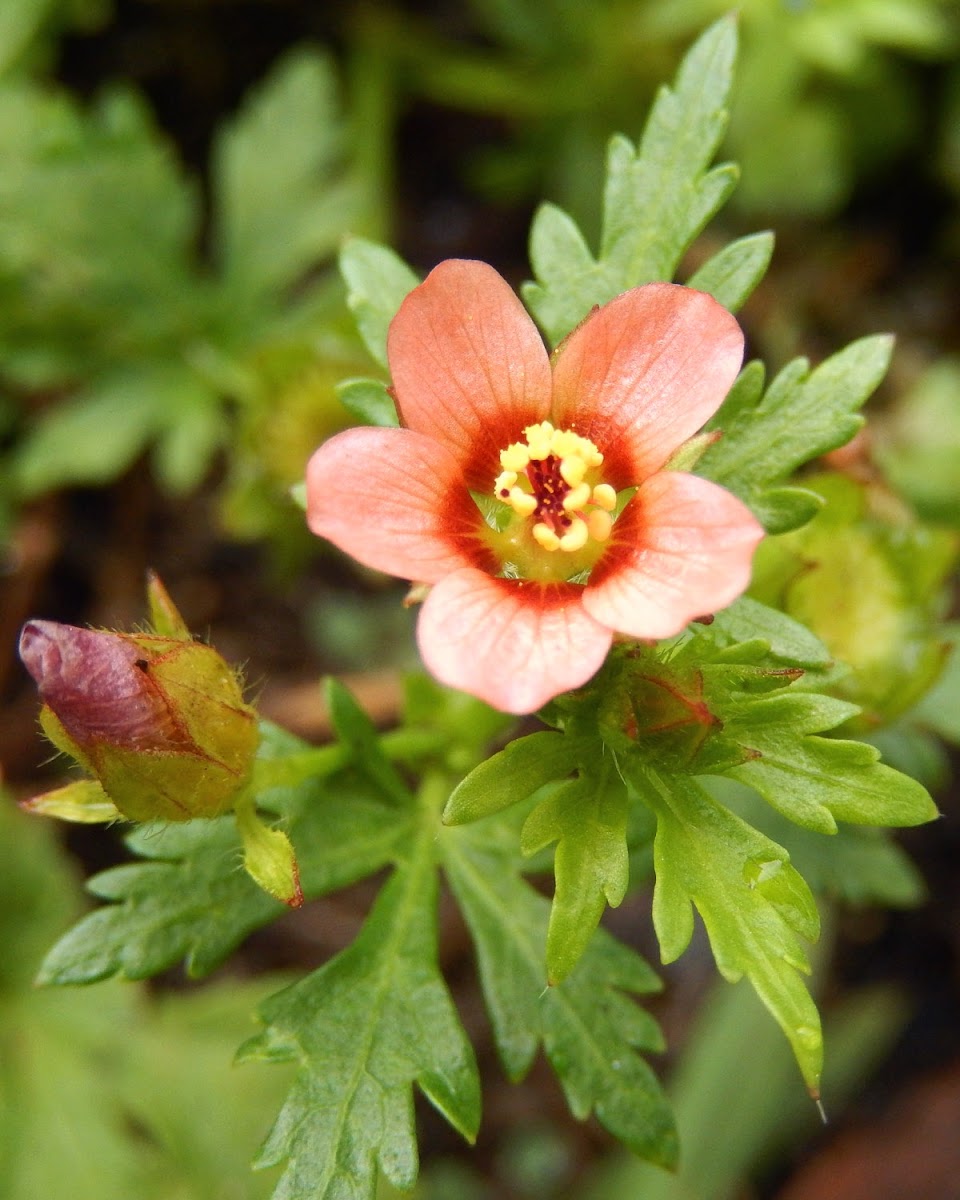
[{"xmin": 20, "ymin": 614, "xmax": 258, "ymax": 823}]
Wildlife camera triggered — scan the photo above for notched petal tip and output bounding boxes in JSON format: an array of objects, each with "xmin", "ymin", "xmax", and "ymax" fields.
[{"xmin": 416, "ymin": 568, "xmax": 613, "ymax": 713}]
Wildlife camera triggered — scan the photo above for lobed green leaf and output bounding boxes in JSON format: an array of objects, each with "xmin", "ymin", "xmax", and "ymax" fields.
[
  {"xmin": 632, "ymin": 768, "xmax": 823, "ymax": 1093},
  {"xmin": 213, "ymin": 48, "xmax": 365, "ymax": 302},
  {"xmin": 699, "ymin": 335, "xmax": 894, "ymax": 532},
  {"xmin": 520, "ymin": 771, "xmax": 629, "ymax": 984},
  {"xmin": 723, "ymin": 691, "xmax": 939, "ymax": 834},
  {"xmin": 709, "ymin": 596, "xmax": 833, "ymax": 670},
  {"xmin": 523, "ymin": 17, "xmax": 746, "ymax": 345},
  {"xmin": 241, "ymin": 849, "xmax": 480, "ymax": 1200},
  {"xmin": 442, "ymin": 823, "xmax": 677, "ymax": 1168}
]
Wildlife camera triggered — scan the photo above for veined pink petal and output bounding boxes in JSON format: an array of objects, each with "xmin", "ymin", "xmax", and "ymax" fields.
[
  {"xmin": 550, "ymin": 284, "xmax": 744, "ymax": 488},
  {"xmin": 417, "ymin": 568, "xmax": 613, "ymax": 714},
  {"xmin": 583, "ymin": 471, "xmax": 764, "ymax": 639},
  {"xmin": 387, "ymin": 260, "xmax": 552, "ymax": 489},
  {"xmin": 306, "ymin": 426, "xmax": 489, "ymax": 583}
]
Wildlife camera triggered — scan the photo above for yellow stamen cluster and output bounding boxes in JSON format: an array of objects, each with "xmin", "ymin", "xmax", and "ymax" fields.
[{"xmin": 494, "ymin": 421, "xmax": 617, "ymax": 554}]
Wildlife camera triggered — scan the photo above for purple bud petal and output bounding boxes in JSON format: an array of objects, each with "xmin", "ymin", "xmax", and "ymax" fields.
[{"xmin": 19, "ymin": 620, "xmax": 188, "ymax": 751}]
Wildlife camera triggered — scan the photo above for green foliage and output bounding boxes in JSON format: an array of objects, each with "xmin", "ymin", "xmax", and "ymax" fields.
[
  {"xmin": 241, "ymin": 842, "xmax": 481, "ymax": 1200},
  {"xmin": 351, "ymin": 0, "xmax": 957, "ymax": 235},
  {"xmin": 698, "ymin": 338, "xmax": 894, "ymax": 533},
  {"xmin": 447, "ymin": 607, "xmax": 935, "ymax": 1097},
  {"xmin": 37, "ymin": 721, "xmax": 414, "ymax": 984},
  {"xmin": 442, "ymin": 819, "xmax": 676, "ymax": 1167},
  {"xmin": 749, "ymin": 472, "xmax": 959, "ymax": 725},
  {"xmin": 875, "ymin": 358, "xmax": 960, "ymax": 527},
  {"xmin": 0, "ymin": 797, "xmax": 292, "ymax": 1200},
  {"xmin": 22, "ymin": 17, "xmax": 953, "ymax": 1200},
  {"xmin": 520, "ymin": 766, "xmax": 629, "ymax": 983},
  {"xmin": 523, "ymin": 17, "xmax": 742, "ymax": 345},
  {"xmin": 637, "ymin": 769, "xmax": 823, "ymax": 1093},
  {"xmin": 1, "ymin": 47, "xmax": 375, "ymax": 545}
]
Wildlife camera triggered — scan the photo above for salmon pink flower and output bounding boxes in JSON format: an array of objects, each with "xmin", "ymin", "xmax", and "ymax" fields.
[{"xmin": 307, "ymin": 260, "xmax": 764, "ymax": 714}]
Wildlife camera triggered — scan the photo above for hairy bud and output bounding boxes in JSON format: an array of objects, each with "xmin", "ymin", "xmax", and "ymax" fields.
[{"xmin": 20, "ymin": 610, "xmax": 257, "ymax": 823}]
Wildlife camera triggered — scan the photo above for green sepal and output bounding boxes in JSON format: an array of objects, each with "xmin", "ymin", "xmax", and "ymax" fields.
[
  {"xmin": 234, "ymin": 793, "xmax": 302, "ymax": 907},
  {"xmin": 662, "ymin": 429, "xmax": 722, "ymax": 473},
  {"xmin": 38, "ymin": 705, "xmax": 96, "ymax": 774},
  {"xmin": 20, "ymin": 778, "xmax": 122, "ymax": 824},
  {"xmin": 145, "ymin": 570, "xmax": 191, "ymax": 638}
]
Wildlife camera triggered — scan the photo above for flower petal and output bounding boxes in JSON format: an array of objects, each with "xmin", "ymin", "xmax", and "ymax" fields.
[
  {"xmin": 387, "ymin": 259, "xmax": 552, "ymax": 488},
  {"xmin": 417, "ymin": 568, "xmax": 612, "ymax": 713},
  {"xmin": 306, "ymin": 426, "xmax": 489, "ymax": 582},
  {"xmin": 583, "ymin": 471, "xmax": 764, "ymax": 639},
  {"xmin": 551, "ymin": 284, "xmax": 744, "ymax": 487}
]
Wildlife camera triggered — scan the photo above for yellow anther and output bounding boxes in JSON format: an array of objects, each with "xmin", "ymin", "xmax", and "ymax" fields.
[
  {"xmin": 559, "ymin": 456, "xmax": 587, "ymax": 487},
  {"xmin": 508, "ymin": 488, "xmax": 538, "ymax": 517},
  {"xmin": 500, "ymin": 444, "xmax": 530, "ymax": 472},
  {"xmin": 591, "ymin": 483, "xmax": 617, "ymax": 511},
  {"xmin": 562, "ymin": 482, "xmax": 591, "ymax": 512},
  {"xmin": 495, "ymin": 470, "xmax": 518, "ymax": 493},
  {"xmin": 551, "ymin": 429, "xmax": 581, "ymax": 458},
  {"xmin": 587, "ymin": 509, "xmax": 613, "ymax": 542},
  {"xmin": 532, "ymin": 522, "xmax": 561, "ymax": 551},
  {"xmin": 559, "ymin": 518, "xmax": 589, "ymax": 552}
]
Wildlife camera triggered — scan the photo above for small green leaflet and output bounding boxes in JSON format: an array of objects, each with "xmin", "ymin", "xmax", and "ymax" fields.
[
  {"xmin": 239, "ymin": 848, "xmax": 480, "ymax": 1200},
  {"xmin": 445, "ymin": 733, "xmax": 632, "ymax": 983},
  {"xmin": 335, "ymin": 377, "xmax": 400, "ymax": 428},
  {"xmin": 36, "ymin": 820, "xmax": 279, "ymax": 984},
  {"xmin": 520, "ymin": 768, "xmax": 629, "ymax": 984},
  {"xmin": 631, "ymin": 768, "xmax": 823, "ymax": 1094},
  {"xmin": 699, "ymin": 335, "xmax": 894, "ymax": 534},
  {"xmin": 708, "ymin": 595, "xmax": 833, "ymax": 670},
  {"xmin": 443, "ymin": 729, "xmax": 587, "ymax": 824},
  {"xmin": 685, "ymin": 231, "xmax": 775, "ymax": 313},
  {"xmin": 441, "ymin": 823, "xmax": 677, "ymax": 1168},
  {"xmin": 523, "ymin": 17, "xmax": 743, "ymax": 345},
  {"xmin": 339, "ymin": 237, "xmax": 419, "ymax": 368}
]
